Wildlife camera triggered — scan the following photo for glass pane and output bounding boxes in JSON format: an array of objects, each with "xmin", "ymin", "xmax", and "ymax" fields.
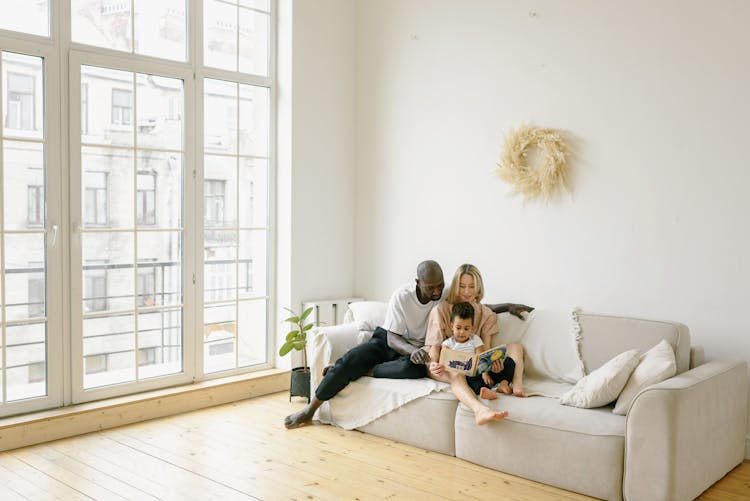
[
  {"xmin": 138, "ymin": 309, "xmax": 182, "ymax": 378},
  {"xmin": 82, "ymin": 232, "xmax": 135, "ymax": 313},
  {"xmin": 136, "ymin": 74, "xmax": 183, "ymax": 150},
  {"xmin": 204, "ymin": 230, "xmax": 236, "ymax": 303},
  {"xmin": 82, "ymin": 147, "xmax": 134, "ymax": 229},
  {"xmin": 204, "ymin": 302, "xmax": 236, "ymax": 373},
  {"xmin": 83, "ymin": 313, "xmax": 135, "ymax": 388},
  {"xmin": 204, "ymin": 155, "xmax": 237, "ymax": 227},
  {"xmin": 2, "ymin": 52, "xmax": 44, "ymax": 140},
  {"xmin": 4, "ymin": 233, "xmax": 45, "ymax": 322},
  {"xmin": 240, "ymin": 0, "xmax": 270, "ymax": 11},
  {"xmin": 238, "ymin": 8, "xmax": 269, "ymax": 76},
  {"xmin": 238, "ymin": 84, "xmax": 269, "ymax": 157},
  {"xmin": 239, "ymin": 230, "xmax": 265, "ymax": 298},
  {"xmin": 81, "ymin": 67, "xmax": 134, "ymax": 147},
  {"xmin": 72, "ymin": 0, "xmax": 133, "ymax": 52},
  {"xmin": 204, "ymin": 0, "xmax": 238, "ymax": 71},
  {"xmin": 237, "ymin": 299, "xmax": 266, "ymax": 367},
  {"xmin": 137, "ymin": 151, "xmax": 182, "ymax": 229},
  {"xmin": 239, "ymin": 158, "xmax": 267, "ymax": 228},
  {"xmin": 137, "ymin": 231, "xmax": 182, "ymax": 307},
  {"xmin": 204, "ymin": 79, "xmax": 237, "ymax": 154},
  {"xmin": 134, "ymin": 0, "xmax": 187, "ymax": 61},
  {"xmin": 0, "ymin": 0, "xmax": 49, "ymax": 37},
  {"xmin": 5, "ymin": 323, "xmax": 47, "ymax": 400},
  {"xmin": 3, "ymin": 141, "xmax": 44, "ymax": 230}
]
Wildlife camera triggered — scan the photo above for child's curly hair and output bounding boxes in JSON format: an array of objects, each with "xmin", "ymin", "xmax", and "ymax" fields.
[{"xmin": 451, "ymin": 302, "xmax": 475, "ymax": 323}]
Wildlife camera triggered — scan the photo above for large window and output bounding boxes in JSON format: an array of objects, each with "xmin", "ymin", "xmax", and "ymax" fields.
[{"xmin": 0, "ymin": 0, "xmax": 275, "ymax": 413}]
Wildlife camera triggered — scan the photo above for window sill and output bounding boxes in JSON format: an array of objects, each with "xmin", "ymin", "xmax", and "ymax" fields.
[{"xmin": 0, "ymin": 368, "xmax": 289, "ymax": 452}]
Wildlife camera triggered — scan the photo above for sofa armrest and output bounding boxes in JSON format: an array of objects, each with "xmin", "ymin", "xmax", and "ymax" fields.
[
  {"xmin": 690, "ymin": 345, "xmax": 705, "ymax": 369},
  {"xmin": 308, "ymin": 322, "xmax": 370, "ymax": 393},
  {"xmin": 624, "ymin": 359, "xmax": 748, "ymax": 501}
]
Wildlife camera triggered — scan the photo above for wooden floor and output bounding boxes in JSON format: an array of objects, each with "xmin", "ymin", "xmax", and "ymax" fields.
[{"xmin": 0, "ymin": 392, "xmax": 746, "ymax": 500}]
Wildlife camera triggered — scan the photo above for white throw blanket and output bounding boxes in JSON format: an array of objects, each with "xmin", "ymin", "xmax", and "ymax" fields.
[{"xmin": 317, "ymin": 377, "xmax": 451, "ymax": 430}]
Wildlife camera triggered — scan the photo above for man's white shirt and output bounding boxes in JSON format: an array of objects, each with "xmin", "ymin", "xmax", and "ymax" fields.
[{"xmin": 381, "ymin": 283, "xmax": 443, "ymax": 347}]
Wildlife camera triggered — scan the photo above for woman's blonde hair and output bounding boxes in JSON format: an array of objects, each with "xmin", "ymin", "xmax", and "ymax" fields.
[{"xmin": 447, "ymin": 264, "xmax": 484, "ymax": 304}]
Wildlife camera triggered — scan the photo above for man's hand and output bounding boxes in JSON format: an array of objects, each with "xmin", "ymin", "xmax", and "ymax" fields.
[
  {"xmin": 507, "ymin": 303, "xmax": 534, "ymax": 320},
  {"xmin": 410, "ymin": 347, "xmax": 430, "ymax": 365},
  {"xmin": 482, "ymin": 371, "xmax": 494, "ymax": 387},
  {"xmin": 429, "ymin": 361, "xmax": 445, "ymax": 377},
  {"xmin": 486, "ymin": 302, "xmax": 534, "ymax": 319}
]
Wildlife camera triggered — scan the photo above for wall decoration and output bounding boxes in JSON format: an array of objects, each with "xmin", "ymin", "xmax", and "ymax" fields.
[{"xmin": 495, "ymin": 124, "xmax": 569, "ymax": 202}]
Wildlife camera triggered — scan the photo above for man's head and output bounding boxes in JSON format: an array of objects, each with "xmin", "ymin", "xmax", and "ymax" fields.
[
  {"xmin": 450, "ymin": 302, "xmax": 474, "ymax": 343},
  {"xmin": 415, "ymin": 260, "xmax": 444, "ymax": 304}
]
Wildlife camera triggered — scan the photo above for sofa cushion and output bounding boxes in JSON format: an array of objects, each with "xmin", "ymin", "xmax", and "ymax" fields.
[
  {"xmin": 613, "ymin": 339, "xmax": 676, "ymax": 415},
  {"xmin": 347, "ymin": 301, "xmax": 388, "ymax": 331},
  {"xmin": 455, "ymin": 396, "xmax": 626, "ymax": 500},
  {"xmin": 358, "ymin": 390, "xmax": 458, "ymax": 456},
  {"xmin": 577, "ymin": 313, "xmax": 690, "ymax": 374},
  {"xmin": 560, "ymin": 349, "xmax": 641, "ymax": 408}
]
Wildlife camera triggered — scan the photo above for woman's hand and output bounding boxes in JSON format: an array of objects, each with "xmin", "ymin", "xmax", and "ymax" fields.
[
  {"xmin": 429, "ymin": 361, "xmax": 445, "ymax": 377},
  {"xmin": 491, "ymin": 359, "xmax": 504, "ymax": 373},
  {"xmin": 482, "ymin": 371, "xmax": 493, "ymax": 387}
]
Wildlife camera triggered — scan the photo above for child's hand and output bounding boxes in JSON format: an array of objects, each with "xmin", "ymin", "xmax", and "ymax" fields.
[
  {"xmin": 429, "ymin": 362, "xmax": 444, "ymax": 376},
  {"xmin": 482, "ymin": 372, "xmax": 493, "ymax": 387},
  {"xmin": 491, "ymin": 359, "xmax": 504, "ymax": 373}
]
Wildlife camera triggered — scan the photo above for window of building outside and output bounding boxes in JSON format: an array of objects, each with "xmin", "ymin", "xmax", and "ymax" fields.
[
  {"xmin": 111, "ymin": 88, "xmax": 132, "ymax": 126},
  {"xmin": 27, "ymin": 184, "xmax": 44, "ymax": 226},
  {"xmin": 0, "ymin": 0, "xmax": 274, "ymax": 414}
]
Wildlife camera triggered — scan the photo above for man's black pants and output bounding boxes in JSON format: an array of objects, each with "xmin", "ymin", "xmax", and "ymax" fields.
[{"xmin": 314, "ymin": 327, "xmax": 427, "ymax": 401}]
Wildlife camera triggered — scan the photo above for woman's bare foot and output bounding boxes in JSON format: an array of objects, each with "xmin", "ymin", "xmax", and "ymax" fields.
[
  {"xmin": 479, "ymin": 387, "xmax": 498, "ymax": 400},
  {"xmin": 475, "ymin": 407, "xmax": 508, "ymax": 425},
  {"xmin": 512, "ymin": 384, "xmax": 527, "ymax": 397},
  {"xmin": 284, "ymin": 407, "xmax": 315, "ymax": 429},
  {"xmin": 497, "ymin": 381, "xmax": 512, "ymax": 395}
]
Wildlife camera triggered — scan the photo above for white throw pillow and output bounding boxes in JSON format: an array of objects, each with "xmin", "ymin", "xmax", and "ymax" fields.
[
  {"xmin": 347, "ymin": 301, "xmax": 387, "ymax": 331},
  {"xmin": 560, "ymin": 349, "xmax": 640, "ymax": 408},
  {"xmin": 612, "ymin": 340, "xmax": 677, "ymax": 415},
  {"xmin": 520, "ymin": 310, "xmax": 586, "ymax": 384}
]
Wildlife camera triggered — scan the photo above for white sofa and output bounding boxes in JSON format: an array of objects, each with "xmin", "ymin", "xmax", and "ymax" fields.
[{"xmin": 308, "ymin": 306, "xmax": 748, "ymax": 501}]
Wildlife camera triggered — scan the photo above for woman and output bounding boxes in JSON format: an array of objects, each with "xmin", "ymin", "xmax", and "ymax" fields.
[{"xmin": 424, "ymin": 264, "xmax": 526, "ymax": 425}]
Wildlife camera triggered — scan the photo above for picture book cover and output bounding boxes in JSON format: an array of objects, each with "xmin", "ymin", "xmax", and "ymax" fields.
[{"xmin": 439, "ymin": 345, "xmax": 507, "ymax": 377}]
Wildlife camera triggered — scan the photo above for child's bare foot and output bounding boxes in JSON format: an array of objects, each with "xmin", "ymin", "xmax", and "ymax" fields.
[
  {"xmin": 284, "ymin": 407, "xmax": 315, "ymax": 429},
  {"xmin": 512, "ymin": 384, "xmax": 527, "ymax": 397},
  {"xmin": 497, "ymin": 381, "xmax": 512, "ymax": 395},
  {"xmin": 475, "ymin": 407, "xmax": 508, "ymax": 425},
  {"xmin": 479, "ymin": 387, "xmax": 498, "ymax": 400}
]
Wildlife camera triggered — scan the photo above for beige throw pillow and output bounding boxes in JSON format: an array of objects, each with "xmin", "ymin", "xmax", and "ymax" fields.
[
  {"xmin": 612, "ymin": 339, "xmax": 677, "ymax": 415},
  {"xmin": 560, "ymin": 349, "xmax": 640, "ymax": 408}
]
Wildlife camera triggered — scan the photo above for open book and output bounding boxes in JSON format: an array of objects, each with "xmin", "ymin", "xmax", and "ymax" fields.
[{"xmin": 439, "ymin": 345, "xmax": 507, "ymax": 377}]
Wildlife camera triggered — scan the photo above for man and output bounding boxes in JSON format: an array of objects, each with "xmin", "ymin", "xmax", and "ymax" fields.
[{"xmin": 284, "ymin": 260, "xmax": 531, "ymax": 429}]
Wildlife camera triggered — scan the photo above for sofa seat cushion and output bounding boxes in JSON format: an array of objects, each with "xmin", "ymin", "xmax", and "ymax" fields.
[
  {"xmin": 455, "ymin": 396, "xmax": 625, "ymax": 500},
  {"xmin": 358, "ymin": 388, "xmax": 458, "ymax": 456}
]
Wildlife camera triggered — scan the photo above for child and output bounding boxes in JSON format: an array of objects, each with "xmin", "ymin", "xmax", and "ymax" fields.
[{"xmin": 443, "ymin": 302, "xmax": 516, "ymax": 400}]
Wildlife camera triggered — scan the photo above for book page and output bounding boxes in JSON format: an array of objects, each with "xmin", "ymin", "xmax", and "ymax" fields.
[{"xmin": 439, "ymin": 347, "xmax": 476, "ymax": 376}]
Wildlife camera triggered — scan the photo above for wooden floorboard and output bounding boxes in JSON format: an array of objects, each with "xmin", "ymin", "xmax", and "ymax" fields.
[{"xmin": 0, "ymin": 391, "xmax": 747, "ymax": 500}]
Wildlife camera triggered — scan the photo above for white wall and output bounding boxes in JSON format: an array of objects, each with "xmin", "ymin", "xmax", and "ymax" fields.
[
  {"xmin": 276, "ymin": 0, "xmax": 356, "ymax": 368},
  {"xmin": 353, "ymin": 0, "xmax": 750, "ymax": 441}
]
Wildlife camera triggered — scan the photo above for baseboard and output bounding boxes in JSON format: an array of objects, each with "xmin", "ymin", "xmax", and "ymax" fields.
[
  {"xmin": 746, "ymin": 436, "xmax": 750, "ymax": 460},
  {"xmin": 0, "ymin": 369, "xmax": 289, "ymax": 452}
]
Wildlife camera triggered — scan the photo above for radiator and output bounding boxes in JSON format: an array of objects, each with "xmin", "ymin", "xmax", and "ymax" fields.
[{"xmin": 302, "ymin": 297, "xmax": 364, "ymax": 327}]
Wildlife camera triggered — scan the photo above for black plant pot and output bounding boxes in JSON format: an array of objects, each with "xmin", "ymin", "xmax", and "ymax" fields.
[{"xmin": 290, "ymin": 366, "xmax": 311, "ymax": 402}]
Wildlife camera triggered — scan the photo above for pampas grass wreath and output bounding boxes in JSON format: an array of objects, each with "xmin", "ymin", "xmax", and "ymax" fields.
[{"xmin": 494, "ymin": 124, "xmax": 569, "ymax": 202}]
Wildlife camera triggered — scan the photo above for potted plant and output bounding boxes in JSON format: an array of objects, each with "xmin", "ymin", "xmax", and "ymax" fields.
[{"xmin": 279, "ymin": 306, "xmax": 314, "ymax": 402}]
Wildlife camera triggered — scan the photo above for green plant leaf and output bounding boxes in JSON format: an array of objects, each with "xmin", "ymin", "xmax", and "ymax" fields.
[
  {"xmin": 284, "ymin": 316, "xmax": 300, "ymax": 324},
  {"xmin": 279, "ymin": 341, "xmax": 294, "ymax": 356},
  {"xmin": 292, "ymin": 340, "xmax": 306, "ymax": 351},
  {"xmin": 301, "ymin": 323, "xmax": 314, "ymax": 332},
  {"xmin": 283, "ymin": 307, "xmax": 296, "ymax": 314},
  {"xmin": 285, "ymin": 330, "xmax": 300, "ymax": 341},
  {"xmin": 300, "ymin": 306, "xmax": 314, "ymax": 322}
]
